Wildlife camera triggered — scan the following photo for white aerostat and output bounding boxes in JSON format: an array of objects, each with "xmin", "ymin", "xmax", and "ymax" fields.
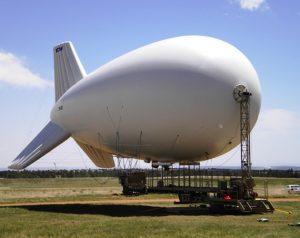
[{"xmin": 10, "ymin": 36, "xmax": 261, "ymax": 170}]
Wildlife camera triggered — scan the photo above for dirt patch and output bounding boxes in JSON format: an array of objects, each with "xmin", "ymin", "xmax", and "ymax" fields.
[
  {"xmin": 269, "ymin": 197, "xmax": 300, "ymax": 202},
  {"xmin": 1, "ymin": 197, "xmax": 300, "ymax": 207},
  {"xmin": 0, "ymin": 198, "xmax": 176, "ymax": 207},
  {"xmin": 0, "ymin": 187, "xmax": 122, "ymax": 200}
]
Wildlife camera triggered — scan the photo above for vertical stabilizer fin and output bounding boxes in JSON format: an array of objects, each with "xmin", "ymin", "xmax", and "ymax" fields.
[{"xmin": 54, "ymin": 42, "xmax": 86, "ymax": 101}]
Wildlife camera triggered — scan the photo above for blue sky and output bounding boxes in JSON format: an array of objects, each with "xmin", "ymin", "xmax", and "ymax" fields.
[{"xmin": 0, "ymin": 0, "xmax": 299, "ymax": 169}]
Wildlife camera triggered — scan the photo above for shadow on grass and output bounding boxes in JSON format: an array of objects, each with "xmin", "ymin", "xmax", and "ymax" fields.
[{"xmin": 15, "ymin": 204, "xmax": 245, "ymax": 217}]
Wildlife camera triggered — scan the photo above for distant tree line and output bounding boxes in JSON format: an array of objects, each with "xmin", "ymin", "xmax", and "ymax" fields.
[
  {"xmin": 0, "ymin": 169, "xmax": 118, "ymax": 179},
  {"xmin": 144, "ymin": 168, "xmax": 300, "ymax": 179},
  {"xmin": 204, "ymin": 168, "xmax": 300, "ymax": 178},
  {"xmin": 0, "ymin": 168, "xmax": 299, "ymax": 179}
]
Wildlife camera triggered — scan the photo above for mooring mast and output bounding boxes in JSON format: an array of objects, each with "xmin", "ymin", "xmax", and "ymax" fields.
[{"xmin": 233, "ymin": 84, "xmax": 254, "ymax": 198}]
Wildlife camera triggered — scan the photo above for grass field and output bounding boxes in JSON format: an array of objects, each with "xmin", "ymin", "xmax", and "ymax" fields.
[{"xmin": 0, "ymin": 177, "xmax": 300, "ymax": 238}]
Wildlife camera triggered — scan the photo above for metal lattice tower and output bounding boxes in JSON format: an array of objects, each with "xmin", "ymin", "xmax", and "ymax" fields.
[
  {"xmin": 233, "ymin": 85, "xmax": 254, "ymax": 197},
  {"xmin": 240, "ymin": 91, "xmax": 252, "ymax": 181}
]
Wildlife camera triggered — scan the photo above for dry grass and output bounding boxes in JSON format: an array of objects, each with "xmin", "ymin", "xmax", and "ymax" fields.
[
  {"xmin": 0, "ymin": 177, "xmax": 300, "ymax": 238},
  {"xmin": 0, "ymin": 201, "xmax": 299, "ymax": 238}
]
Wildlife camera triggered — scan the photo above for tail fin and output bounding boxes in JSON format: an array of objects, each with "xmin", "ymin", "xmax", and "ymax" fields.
[
  {"xmin": 75, "ymin": 140, "xmax": 115, "ymax": 168},
  {"xmin": 9, "ymin": 122, "xmax": 70, "ymax": 170},
  {"xmin": 54, "ymin": 42, "xmax": 86, "ymax": 101},
  {"xmin": 9, "ymin": 42, "xmax": 85, "ymax": 170}
]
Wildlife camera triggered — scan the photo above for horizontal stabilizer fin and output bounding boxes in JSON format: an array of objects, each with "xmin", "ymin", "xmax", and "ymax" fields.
[
  {"xmin": 76, "ymin": 141, "xmax": 115, "ymax": 168},
  {"xmin": 9, "ymin": 122, "xmax": 70, "ymax": 170}
]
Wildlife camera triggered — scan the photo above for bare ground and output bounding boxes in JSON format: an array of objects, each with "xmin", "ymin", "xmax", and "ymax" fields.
[{"xmin": 1, "ymin": 197, "xmax": 300, "ymax": 207}]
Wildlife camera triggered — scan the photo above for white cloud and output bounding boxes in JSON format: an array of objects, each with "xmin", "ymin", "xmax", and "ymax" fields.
[
  {"xmin": 251, "ymin": 109, "xmax": 300, "ymax": 166},
  {"xmin": 238, "ymin": 0, "xmax": 268, "ymax": 11},
  {"xmin": 0, "ymin": 51, "xmax": 51, "ymax": 89},
  {"xmin": 255, "ymin": 109, "xmax": 300, "ymax": 138}
]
